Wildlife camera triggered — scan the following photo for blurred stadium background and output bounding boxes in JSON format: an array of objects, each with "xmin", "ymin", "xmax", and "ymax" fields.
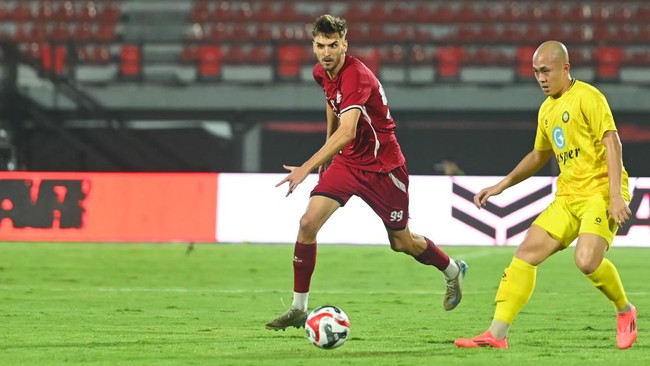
[{"xmin": 0, "ymin": 0, "xmax": 649, "ymax": 177}]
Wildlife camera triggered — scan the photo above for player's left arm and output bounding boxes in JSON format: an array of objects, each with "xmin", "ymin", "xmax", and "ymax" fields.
[
  {"xmin": 319, "ymin": 103, "xmax": 340, "ymax": 175},
  {"xmin": 276, "ymin": 108, "xmax": 360, "ymax": 196},
  {"xmin": 602, "ymin": 130, "xmax": 632, "ymax": 227}
]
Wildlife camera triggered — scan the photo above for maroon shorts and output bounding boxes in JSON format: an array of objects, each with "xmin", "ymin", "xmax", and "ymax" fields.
[{"xmin": 311, "ymin": 160, "xmax": 410, "ymax": 230}]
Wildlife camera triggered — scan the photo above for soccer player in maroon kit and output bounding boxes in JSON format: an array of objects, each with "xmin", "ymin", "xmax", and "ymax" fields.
[{"xmin": 266, "ymin": 14, "xmax": 468, "ymax": 330}]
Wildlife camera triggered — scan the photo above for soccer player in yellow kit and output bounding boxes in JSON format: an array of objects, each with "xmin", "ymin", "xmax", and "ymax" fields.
[{"xmin": 455, "ymin": 40, "xmax": 637, "ymax": 349}]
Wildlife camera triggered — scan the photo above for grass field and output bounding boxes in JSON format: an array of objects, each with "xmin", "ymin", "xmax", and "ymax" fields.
[{"xmin": 0, "ymin": 242, "xmax": 647, "ymax": 365}]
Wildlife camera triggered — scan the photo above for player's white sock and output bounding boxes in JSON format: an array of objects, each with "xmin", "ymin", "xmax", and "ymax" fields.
[
  {"xmin": 443, "ymin": 259, "xmax": 460, "ymax": 279},
  {"xmin": 292, "ymin": 292, "xmax": 309, "ymax": 312}
]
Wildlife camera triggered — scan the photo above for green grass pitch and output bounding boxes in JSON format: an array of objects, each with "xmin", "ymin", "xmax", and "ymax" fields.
[{"xmin": 0, "ymin": 242, "xmax": 647, "ymax": 365}]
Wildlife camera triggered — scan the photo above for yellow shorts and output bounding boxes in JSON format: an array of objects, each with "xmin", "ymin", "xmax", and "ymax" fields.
[{"xmin": 532, "ymin": 195, "xmax": 618, "ymax": 248}]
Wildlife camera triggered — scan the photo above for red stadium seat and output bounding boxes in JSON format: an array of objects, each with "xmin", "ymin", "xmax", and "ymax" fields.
[
  {"xmin": 413, "ymin": 3, "xmax": 435, "ymax": 23},
  {"xmin": 546, "ymin": 26, "xmax": 570, "ymax": 42},
  {"xmin": 367, "ymin": 2, "xmax": 389, "ymax": 23},
  {"xmin": 355, "ymin": 47, "xmax": 381, "ymax": 74},
  {"xmin": 189, "ymin": 1, "xmax": 210, "ymax": 23},
  {"xmin": 208, "ymin": 23, "xmax": 230, "ymax": 42},
  {"xmin": 53, "ymin": 0, "xmax": 76, "ymax": 22},
  {"xmin": 232, "ymin": 1, "xmax": 254, "ymax": 22},
  {"xmin": 254, "ymin": 3, "xmax": 277, "ymax": 21},
  {"xmin": 413, "ymin": 26, "xmax": 433, "ymax": 42},
  {"xmin": 454, "ymin": 25, "xmax": 477, "ymax": 43},
  {"xmin": 99, "ymin": 1, "xmax": 121, "ymax": 23},
  {"xmin": 212, "ymin": 1, "xmax": 231, "ymax": 22},
  {"xmin": 435, "ymin": 46, "xmax": 464, "ymax": 81},
  {"xmin": 50, "ymin": 22, "xmax": 72, "ymax": 41},
  {"xmin": 197, "ymin": 45, "xmax": 222, "ymax": 79},
  {"xmin": 248, "ymin": 45, "xmax": 271, "ymax": 64},
  {"xmin": 120, "ymin": 44, "xmax": 142, "ymax": 79},
  {"xmin": 524, "ymin": 24, "xmax": 546, "ymax": 44},
  {"xmin": 277, "ymin": 44, "xmax": 306, "ymax": 80},
  {"xmin": 276, "ymin": 2, "xmax": 302, "ymax": 22},
  {"xmin": 386, "ymin": 25, "xmax": 412, "ymax": 42},
  {"xmin": 543, "ymin": 5, "xmax": 566, "ymax": 22},
  {"xmin": 469, "ymin": 47, "xmax": 509, "ymax": 66},
  {"xmin": 485, "ymin": 6, "xmax": 504, "ymax": 23},
  {"xmin": 180, "ymin": 44, "xmax": 200, "ymax": 64},
  {"xmin": 35, "ymin": 0, "xmax": 54, "ymax": 21},
  {"xmin": 0, "ymin": 3, "xmax": 8, "ymax": 21},
  {"xmin": 364, "ymin": 24, "xmax": 386, "ymax": 42},
  {"xmin": 594, "ymin": 46, "xmax": 623, "ymax": 82},
  {"xmin": 390, "ymin": 2, "xmax": 412, "ymax": 23},
  {"xmin": 95, "ymin": 23, "xmax": 117, "ymax": 41},
  {"xmin": 503, "ymin": 2, "xmax": 526, "ymax": 22},
  {"xmin": 479, "ymin": 24, "xmax": 501, "ymax": 43},
  {"xmin": 28, "ymin": 23, "xmax": 47, "ymax": 43},
  {"xmin": 431, "ymin": 4, "xmax": 455, "ymax": 24},
  {"xmin": 611, "ymin": 7, "xmax": 634, "ymax": 23},
  {"xmin": 254, "ymin": 23, "xmax": 275, "ymax": 41},
  {"xmin": 526, "ymin": 4, "xmax": 545, "ymax": 22},
  {"xmin": 90, "ymin": 45, "xmax": 111, "ymax": 64},
  {"xmin": 78, "ymin": 0, "xmax": 98, "ymax": 22},
  {"xmin": 502, "ymin": 24, "xmax": 525, "ymax": 43},
  {"xmin": 10, "ymin": 2, "xmax": 32, "ymax": 21},
  {"xmin": 223, "ymin": 44, "xmax": 248, "ymax": 64},
  {"xmin": 13, "ymin": 24, "xmax": 30, "ymax": 43},
  {"xmin": 638, "ymin": 5, "xmax": 650, "ymax": 22},
  {"xmin": 566, "ymin": 4, "xmax": 590, "ymax": 22},
  {"xmin": 231, "ymin": 24, "xmax": 252, "ymax": 41},
  {"xmin": 638, "ymin": 25, "xmax": 650, "ymax": 43},
  {"xmin": 623, "ymin": 49, "xmax": 650, "ymax": 66},
  {"xmin": 410, "ymin": 45, "xmax": 435, "ymax": 65},
  {"xmin": 516, "ymin": 46, "xmax": 536, "ymax": 80},
  {"xmin": 73, "ymin": 23, "xmax": 94, "ymax": 42},
  {"xmin": 382, "ymin": 45, "xmax": 404, "ymax": 65},
  {"xmin": 40, "ymin": 44, "xmax": 67, "ymax": 75},
  {"xmin": 457, "ymin": 3, "xmax": 480, "ymax": 23},
  {"xmin": 568, "ymin": 48, "xmax": 591, "ymax": 67},
  {"xmin": 344, "ymin": 3, "xmax": 367, "ymax": 23}
]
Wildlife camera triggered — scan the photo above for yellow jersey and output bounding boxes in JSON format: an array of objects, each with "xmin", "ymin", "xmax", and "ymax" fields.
[{"xmin": 534, "ymin": 79, "xmax": 630, "ymax": 200}]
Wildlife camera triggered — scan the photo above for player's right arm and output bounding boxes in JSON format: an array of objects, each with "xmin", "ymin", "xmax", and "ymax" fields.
[{"xmin": 474, "ymin": 148, "xmax": 553, "ymax": 208}]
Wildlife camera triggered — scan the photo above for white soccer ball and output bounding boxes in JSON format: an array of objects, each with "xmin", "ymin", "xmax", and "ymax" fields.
[{"xmin": 305, "ymin": 305, "xmax": 351, "ymax": 349}]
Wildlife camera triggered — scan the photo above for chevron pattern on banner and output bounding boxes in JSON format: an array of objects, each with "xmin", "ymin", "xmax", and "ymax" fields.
[{"xmin": 452, "ymin": 182, "xmax": 553, "ymax": 242}]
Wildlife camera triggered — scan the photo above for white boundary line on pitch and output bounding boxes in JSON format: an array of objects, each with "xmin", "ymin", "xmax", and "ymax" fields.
[{"xmin": 0, "ymin": 286, "xmax": 648, "ymax": 297}]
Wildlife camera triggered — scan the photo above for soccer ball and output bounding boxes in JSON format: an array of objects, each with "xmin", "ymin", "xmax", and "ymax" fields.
[{"xmin": 305, "ymin": 305, "xmax": 351, "ymax": 349}]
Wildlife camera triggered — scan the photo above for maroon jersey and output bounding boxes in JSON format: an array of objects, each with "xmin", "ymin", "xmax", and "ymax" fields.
[{"xmin": 313, "ymin": 55, "xmax": 406, "ymax": 173}]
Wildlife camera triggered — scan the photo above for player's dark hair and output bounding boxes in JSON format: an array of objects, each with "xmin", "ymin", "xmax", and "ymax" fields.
[{"xmin": 312, "ymin": 14, "xmax": 347, "ymax": 38}]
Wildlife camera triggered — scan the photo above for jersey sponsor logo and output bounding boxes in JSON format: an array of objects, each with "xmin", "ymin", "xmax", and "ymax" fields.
[
  {"xmin": 552, "ymin": 126, "xmax": 566, "ymax": 149},
  {"xmin": 556, "ymin": 147, "xmax": 581, "ymax": 166}
]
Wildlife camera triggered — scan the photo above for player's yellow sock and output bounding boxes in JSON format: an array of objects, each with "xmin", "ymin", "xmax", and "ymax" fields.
[
  {"xmin": 585, "ymin": 258, "xmax": 629, "ymax": 312},
  {"xmin": 493, "ymin": 257, "xmax": 537, "ymax": 325}
]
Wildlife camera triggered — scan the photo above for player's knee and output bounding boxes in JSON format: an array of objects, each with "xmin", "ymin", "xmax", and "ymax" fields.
[
  {"xmin": 298, "ymin": 214, "xmax": 319, "ymax": 236},
  {"xmin": 389, "ymin": 239, "xmax": 409, "ymax": 253},
  {"xmin": 574, "ymin": 256, "xmax": 599, "ymax": 274}
]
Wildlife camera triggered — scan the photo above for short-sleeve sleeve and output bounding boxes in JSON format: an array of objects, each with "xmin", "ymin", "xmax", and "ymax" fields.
[
  {"xmin": 583, "ymin": 90, "xmax": 616, "ymax": 140},
  {"xmin": 339, "ymin": 66, "xmax": 371, "ymax": 112}
]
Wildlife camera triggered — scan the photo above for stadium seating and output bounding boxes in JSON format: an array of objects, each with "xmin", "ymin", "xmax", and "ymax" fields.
[{"xmin": 3, "ymin": 0, "xmax": 649, "ymax": 84}]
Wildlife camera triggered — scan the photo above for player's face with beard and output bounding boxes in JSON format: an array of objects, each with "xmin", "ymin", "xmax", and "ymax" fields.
[{"xmin": 313, "ymin": 33, "xmax": 348, "ymax": 74}]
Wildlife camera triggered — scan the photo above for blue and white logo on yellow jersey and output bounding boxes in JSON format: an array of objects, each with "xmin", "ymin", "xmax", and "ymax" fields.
[{"xmin": 552, "ymin": 126, "xmax": 566, "ymax": 149}]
